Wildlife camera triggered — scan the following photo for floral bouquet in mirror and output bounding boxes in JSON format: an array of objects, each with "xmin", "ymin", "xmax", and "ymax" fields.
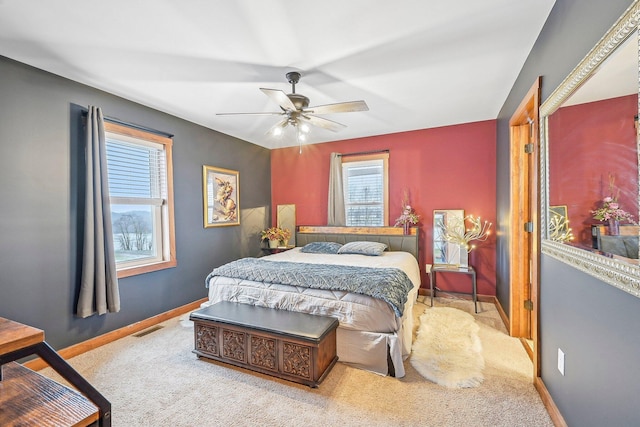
[
  {"xmin": 591, "ymin": 174, "xmax": 636, "ymax": 224},
  {"xmin": 591, "ymin": 196, "xmax": 636, "ymax": 223}
]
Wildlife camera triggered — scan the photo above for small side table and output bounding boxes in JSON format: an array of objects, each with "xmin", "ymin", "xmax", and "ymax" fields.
[
  {"xmin": 426, "ymin": 264, "xmax": 478, "ymax": 313},
  {"xmin": 261, "ymin": 246, "xmax": 294, "ymax": 255}
]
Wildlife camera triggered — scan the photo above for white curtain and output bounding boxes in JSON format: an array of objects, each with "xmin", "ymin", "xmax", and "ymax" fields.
[
  {"xmin": 327, "ymin": 152, "xmax": 346, "ymax": 225},
  {"xmin": 76, "ymin": 106, "xmax": 120, "ymax": 318}
]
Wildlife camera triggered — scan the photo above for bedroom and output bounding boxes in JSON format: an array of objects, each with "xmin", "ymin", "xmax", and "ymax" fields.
[{"xmin": 1, "ymin": 0, "xmax": 640, "ymax": 426}]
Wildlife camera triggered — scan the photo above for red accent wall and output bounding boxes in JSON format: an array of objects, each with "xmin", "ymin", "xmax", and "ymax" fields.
[
  {"xmin": 271, "ymin": 120, "xmax": 497, "ymax": 295},
  {"xmin": 548, "ymin": 94, "xmax": 638, "ymax": 246}
]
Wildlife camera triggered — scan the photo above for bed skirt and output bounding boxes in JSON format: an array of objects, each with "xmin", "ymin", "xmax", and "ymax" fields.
[{"xmin": 335, "ymin": 315, "xmax": 413, "ymax": 377}]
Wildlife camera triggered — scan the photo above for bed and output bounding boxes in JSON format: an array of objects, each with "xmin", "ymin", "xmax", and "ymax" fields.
[{"xmin": 202, "ymin": 226, "xmax": 421, "ymax": 377}]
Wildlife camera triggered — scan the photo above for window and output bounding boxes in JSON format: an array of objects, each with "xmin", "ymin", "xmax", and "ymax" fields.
[
  {"xmin": 104, "ymin": 122, "xmax": 176, "ymax": 278},
  {"xmin": 342, "ymin": 153, "xmax": 389, "ymax": 226}
]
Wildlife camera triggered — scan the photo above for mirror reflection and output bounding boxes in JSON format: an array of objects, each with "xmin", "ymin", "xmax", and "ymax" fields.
[
  {"xmin": 277, "ymin": 204, "xmax": 296, "ymax": 246},
  {"xmin": 547, "ymin": 33, "xmax": 639, "ymax": 261},
  {"xmin": 433, "ymin": 209, "xmax": 464, "ymax": 266}
]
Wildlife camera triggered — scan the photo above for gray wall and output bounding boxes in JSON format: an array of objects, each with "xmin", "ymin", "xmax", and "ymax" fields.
[
  {"xmin": 0, "ymin": 55, "xmax": 271, "ymax": 350},
  {"xmin": 540, "ymin": 257, "xmax": 640, "ymax": 426},
  {"xmin": 497, "ymin": 0, "xmax": 640, "ymax": 425}
]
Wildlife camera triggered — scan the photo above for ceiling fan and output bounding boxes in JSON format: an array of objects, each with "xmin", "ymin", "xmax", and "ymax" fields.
[{"xmin": 217, "ymin": 71, "xmax": 369, "ymax": 135}]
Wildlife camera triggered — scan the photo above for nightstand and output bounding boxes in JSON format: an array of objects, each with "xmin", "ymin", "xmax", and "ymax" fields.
[
  {"xmin": 261, "ymin": 246, "xmax": 294, "ymax": 255},
  {"xmin": 426, "ymin": 264, "xmax": 478, "ymax": 313}
]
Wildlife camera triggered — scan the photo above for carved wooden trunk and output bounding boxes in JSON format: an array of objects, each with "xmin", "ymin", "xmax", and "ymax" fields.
[{"xmin": 190, "ymin": 302, "xmax": 339, "ymax": 388}]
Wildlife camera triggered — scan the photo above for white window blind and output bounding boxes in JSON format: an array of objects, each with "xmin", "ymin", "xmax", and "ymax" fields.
[
  {"xmin": 342, "ymin": 159, "xmax": 385, "ymax": 226},
  {"xmin": 106, "ymin": 137, "xmax": 166, "ymax": 205}
]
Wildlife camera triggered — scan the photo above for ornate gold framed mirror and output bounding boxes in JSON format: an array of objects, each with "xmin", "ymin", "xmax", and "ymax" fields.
[{"xmin": 540, "ymin": 0, "xmax": 640, "ymax": 298}]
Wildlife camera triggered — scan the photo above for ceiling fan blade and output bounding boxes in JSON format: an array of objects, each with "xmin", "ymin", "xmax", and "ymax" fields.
[
  {"xmin": 304, "ymin": 100, "xmax": 369, "ymax": 114},
  {"xmin": 216, "ymin": 111, "xmax": 283, "ymax": 116},
  {"xmin": 265, "ymin": 118, "xmax": 289, "ymax": 135},
  {"xmin": 260, "ymin": 88, "xmax": 297, "ymax": 111},
  {"xmin": 300, "ymin": 114, "xmax": 347, "ymax": 132}
]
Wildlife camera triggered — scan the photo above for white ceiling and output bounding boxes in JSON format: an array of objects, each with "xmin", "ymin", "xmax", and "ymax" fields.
[{"xmin": 0, "ymin": 0, "xmax": 556, "ymax": 149}]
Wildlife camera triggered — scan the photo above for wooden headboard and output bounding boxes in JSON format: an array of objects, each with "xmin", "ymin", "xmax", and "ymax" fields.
[{"xmin": 296, "ymin": 226, "xmax": 419, "ymax": 261}]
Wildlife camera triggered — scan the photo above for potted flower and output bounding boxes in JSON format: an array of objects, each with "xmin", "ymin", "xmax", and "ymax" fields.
[
  {"xmin": 591, "ymin": 196, "xmax": 636, "ymax": 235},
  {"xmin": 261, "ymin": 227, "xmax": 292, "ymax": 248},
  {"xmin": 394, "ymin": 200, "xmax": 420, "ymax": 235},
  {"xmin": 591, "ymin": 174, "xmax": 636, "ymax": 235}
]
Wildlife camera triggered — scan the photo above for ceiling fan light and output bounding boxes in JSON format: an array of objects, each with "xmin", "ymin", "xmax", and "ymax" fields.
[{"xmin": 219, "ymin": 71, "xmax": 365, "ymax": 142}]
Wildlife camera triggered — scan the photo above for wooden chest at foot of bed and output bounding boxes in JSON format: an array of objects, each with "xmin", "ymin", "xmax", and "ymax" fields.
[{"xmin": 190, "ymin": 302, "xmax": 339, "ymax": 388}]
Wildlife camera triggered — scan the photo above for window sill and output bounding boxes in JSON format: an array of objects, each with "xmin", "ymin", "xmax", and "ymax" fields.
[{"xmin": 117, "ymin": 259, "xmax": 177, "ymax": 278}]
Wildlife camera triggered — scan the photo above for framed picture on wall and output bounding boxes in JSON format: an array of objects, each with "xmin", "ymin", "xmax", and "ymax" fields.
[
  {"xmin": 549, "ymin": 205, "xmax": 568, "ymax": 223},
  {"xmin": 549, "ymin": 205, "xmax": 572, "ymax": 242},
  {"xmin": 203, "ymin": 165, "xmax": 240, "ymax": 227}
]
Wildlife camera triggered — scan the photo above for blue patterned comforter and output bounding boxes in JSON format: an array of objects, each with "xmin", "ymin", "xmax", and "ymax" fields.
[{"xmin": 205, "ymin": 258, "xmax": 414, "ymax": 317}]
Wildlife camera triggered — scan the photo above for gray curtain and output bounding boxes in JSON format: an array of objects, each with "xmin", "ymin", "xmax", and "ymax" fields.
[
  {"xmin": 77, "ymin": 106, "xmax": 120, "ymax": 318},
  {"xmin": 327, "ymin": 152, "xmax": 346, "ymax": 225}
]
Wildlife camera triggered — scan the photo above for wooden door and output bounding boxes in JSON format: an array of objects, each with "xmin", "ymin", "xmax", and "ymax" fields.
[
  {"xmin": 509, "ymin": 123, "xmax": 532, "ymax": 338},
  {"xmin": 508, "ymin": 77, "xmax": 541, "ymax": 375}
]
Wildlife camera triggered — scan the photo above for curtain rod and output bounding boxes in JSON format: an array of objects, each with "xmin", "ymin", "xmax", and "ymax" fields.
[
  {"xmin": 338, "ymin": 149, "xmax": 389, "ymax": 158},
  {"xmin": 81, "ymin": 108, "xmax": 174, "ymax": 138}
]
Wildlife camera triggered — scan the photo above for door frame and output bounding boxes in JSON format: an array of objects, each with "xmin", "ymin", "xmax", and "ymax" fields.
[{"xmin": 508, "ymin": 77, "xmax": 541, "ymax": 376}]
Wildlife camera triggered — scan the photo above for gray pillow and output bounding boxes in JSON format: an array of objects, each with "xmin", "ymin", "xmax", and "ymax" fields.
[
  {"xmin": 623, "ymin": 236, "xmax": 639, "ymax": 259},
  {"xmin": 337, "ymin": 241, "xmax": 387, "ymax": 256},
  {"xmin": 300, "ymin": 241, "xmax": 343, "ymax": 254},
  {"xmin": 600, "ymin": 236, "xmax": 628, "ymax": 257}
]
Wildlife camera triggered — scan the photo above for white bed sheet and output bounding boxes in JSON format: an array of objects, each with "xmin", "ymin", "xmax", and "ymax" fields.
[{"xmin": 203, "ymin": 248, "xmax": 421, "ymax": 377}]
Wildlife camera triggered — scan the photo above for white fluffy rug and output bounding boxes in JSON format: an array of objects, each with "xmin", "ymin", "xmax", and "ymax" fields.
[{"xmin": 410, "ymin": 306, "xmax": 485, "ymax": 388}]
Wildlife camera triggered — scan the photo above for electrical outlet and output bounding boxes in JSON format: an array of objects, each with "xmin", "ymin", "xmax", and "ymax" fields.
[{"xmin": 558, "ymin": 348, "xmax": 565, "ymax": 376}]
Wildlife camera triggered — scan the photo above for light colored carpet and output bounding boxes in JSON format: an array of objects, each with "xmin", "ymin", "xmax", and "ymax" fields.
[
  {"xmin": 411, "ymin": 307, "xmax": 484, "ymax": 388},
  {"xmin": 41, "ymin": 297, "xmax": 554, "ymax": 426}
]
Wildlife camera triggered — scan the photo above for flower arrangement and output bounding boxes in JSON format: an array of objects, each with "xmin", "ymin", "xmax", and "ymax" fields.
[
  {"xmin": 591, "ymin": 174, "xmax": 636, "ymax": 224},
  {"xmin": 394, "ymin": 205, "xmax": 420, "ymax": 226},
  {"xmin": 439, "ymin": 215, "xmax": 492, "ymax": 253},
  {"xmin": 394, "ymin": 192, "xmax": 420, "ymax": 226},
  {"xmin": 591, "ymin": 197, "xmax": 635, "ymax": 223},
  {"xmin": 260, "ymin": 226, "xmax": 291, "ymax": 243}
]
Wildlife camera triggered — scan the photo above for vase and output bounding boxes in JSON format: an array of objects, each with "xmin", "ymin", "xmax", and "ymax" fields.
[
  {"xmin": 608, "ymin": 219, "xmax": 620, "ymax": 236},
  {"xmin": 403, "ymin": 223, "xmax": 410, "ymax": 235},
  {"xmin": 268, "ymin": 239, "xmax": 280, "ymax": 248},
  {"xmin": 458, "ymin": 245, "xmax": 470, "ymax": 270}
]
